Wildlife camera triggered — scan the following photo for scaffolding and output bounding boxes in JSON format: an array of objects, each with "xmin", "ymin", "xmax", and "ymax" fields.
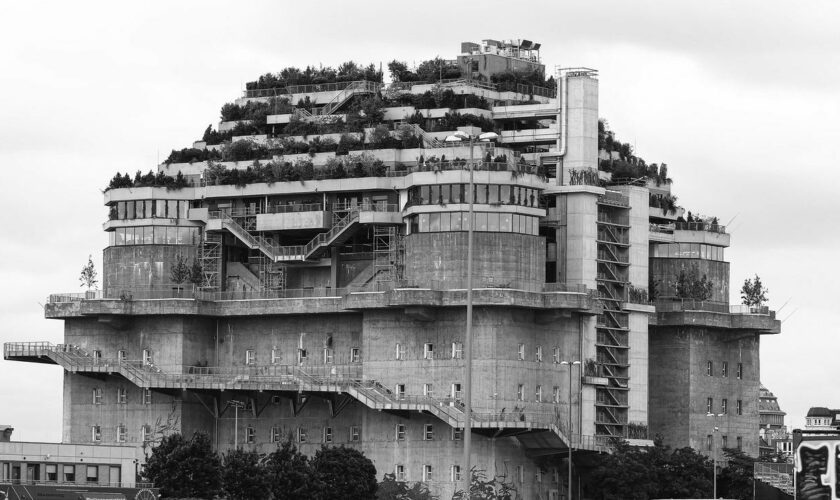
[
  {"xmin": 258, "ymin": 255, "xmax": 287, "ymax": 291},
  {"xmin": 373, "ymin": 226, "xmax": 404, "ymax": 290},
  {"xmin": 200, "ymin": 232, "xmax": 223, "ymax": 291},
  {"xmin": 594, "ymin": 193, "xmax": 631, "ymax": 437}
]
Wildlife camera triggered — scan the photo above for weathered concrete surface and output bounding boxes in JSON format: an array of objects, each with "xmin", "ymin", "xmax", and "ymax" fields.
[{"xmin": 654, "ymin": 310, "xmax": 780, "ymax": 333}]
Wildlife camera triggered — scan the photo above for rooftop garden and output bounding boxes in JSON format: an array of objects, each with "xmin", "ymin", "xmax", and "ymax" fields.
[
  {"xmin": 598, "ymin": 119, "xmax": 671, "ymax": 186},
  {"xmin": 246, "ymin": 61, "xmax": 384, "ymax": 90},
  {"xmin": 107, "ymin": 170, "xmax": 190, "ymax": 191}
]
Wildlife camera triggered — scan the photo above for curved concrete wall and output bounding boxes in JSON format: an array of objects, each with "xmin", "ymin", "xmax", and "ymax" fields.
[{"xmin": 403, "ymin": 232, "xmax": 545, "ymax": 288}]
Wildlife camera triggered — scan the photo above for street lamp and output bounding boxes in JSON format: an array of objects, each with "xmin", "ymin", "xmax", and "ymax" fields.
[
  {"xmin": 560, "ymin": 360, "xmax": 581, "ymax": 500},
  {"xmin": 227, "ymin": 399, "xmax": 245, "ymax": 448},
  {"xmin": 707, "ymin": 412, "xmax": 724, "ymax": 499},
  {"xmin": 444, "ymin": 130, "xmax": 499, "ymax": 495}
]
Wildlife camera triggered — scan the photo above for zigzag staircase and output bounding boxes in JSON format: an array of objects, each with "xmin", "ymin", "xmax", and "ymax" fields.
[{"xmin": 4, "ymin": 342, "xmax": 611, "ymax": 453}]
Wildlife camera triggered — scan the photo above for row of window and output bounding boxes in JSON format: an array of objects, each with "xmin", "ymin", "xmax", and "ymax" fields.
[
  {"xmin": 706, "ymin": 361, "xmax": 744, "ymax": 379},
  {"xmin": 396, "ymin": 463, "xmax": 555, "ymax": 484},
  {"xmin": 707, "ymin": 434, "xmax": 743, "ymax": 451},
  {"xmin": 652, "ymin": 243, "xmax": 726, "ymax": 261},
  {"xmin": 91, "ymin": 387, "xmax": 152, "ymax": 405},
  {"xmin": 403, "ymin": 343, "xmax": 567, "ymax": 363},
  {"xmin": 90, "ymin": 424, "xmax": 152, "ymax": 443},
  {"xmin": 1, "ymin": 463, "xmax": 116, "ymax": 484},
  {"xmin": 246, "ymin": 347, "xmax": 361, "ymax": 365},
  {"xmin": 407, "ymin": 184, "xmax": 540, "ymax": 208},
  {"xmin": 408, "ymin": 212, "xmax": 540, "ymax": 235},
  {"xmin": 705, "ymin": 397, "xmax": 744, "ymax": 416},
  {"xmin": 108, "ymin": 226, "xmax": 201, "ymax": 246},
  {"xmin": 110, "ymin": 199, "xmax": 190, "ymax": 220}
]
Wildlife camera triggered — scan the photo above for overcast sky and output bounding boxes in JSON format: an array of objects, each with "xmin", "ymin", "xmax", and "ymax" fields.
[{"xmin": 1, "ymin": 0, "xmax": 838, "ymax": 442}]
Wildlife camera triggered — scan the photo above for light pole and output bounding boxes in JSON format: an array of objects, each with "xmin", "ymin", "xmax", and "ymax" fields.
[
  {"xmin": 560, "ymin": 360, "xmax": 581, "ymax": 500},
  {"xmin": 227, "ymin": 399, "xmax": 245, "ymax": 448},
  {"xmin": 444, "ymin": 130, "xmax": 499, "ymax": 496},
  {"xmin": 707, "ymin": 412, "xmax": 724, "ymax": 498}
]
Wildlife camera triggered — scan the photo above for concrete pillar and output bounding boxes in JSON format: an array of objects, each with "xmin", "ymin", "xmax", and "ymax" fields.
[
  {"xmin": 562, "ymin": 192, "xmax": 598, "ymax": 289},
  {"xmin": 561, "ymin": 75, "xmax": 599, "ymax": 183}
]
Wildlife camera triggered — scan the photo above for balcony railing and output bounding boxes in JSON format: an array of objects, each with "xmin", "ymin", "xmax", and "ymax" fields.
[
  {"xmin": 598, "ymin": 191, "xmax": 630, "ymax": 208},
  {"xmin": 243, "ymin": 80, "xmax": 374, "ymax": 99},
  {"xmin": 674, "ymin": 221, "xmax": 727, "ymax": 234},
  {"xmin": 656, "ymin": 299, "xmax": 771, "ymax": 315}
]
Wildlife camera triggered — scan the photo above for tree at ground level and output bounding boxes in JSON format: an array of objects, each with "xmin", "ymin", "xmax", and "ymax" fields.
[
  {"xmin": 142, "ymin": 432, "xmax": 221, "ymax": 499},
  {"xmin": 310, "ymin": 445, "xmax": 378, "ymax": 500}
]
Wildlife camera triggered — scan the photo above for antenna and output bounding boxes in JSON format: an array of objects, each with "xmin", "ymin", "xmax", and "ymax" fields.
[
  {"xmin": 776, "ymin": 298, "xmax": 792, "ymax": 314},
  {"xmin": 780, "ymin": 308, "xmax": 799, "ymax": 323},
  {"xmin": 725, "ymin": 213, "xmax": 739, "ymax": 227}
]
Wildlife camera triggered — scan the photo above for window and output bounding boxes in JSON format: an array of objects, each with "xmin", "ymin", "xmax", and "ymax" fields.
[
  {"xmin": 737, "ymin": 363, "xmax": 743, "ymax": 379},
  {"xmin": 451, "ymin": 342, "xmax": 463, "ymax": 359},
  {"xmin": 92, "ymin": 388, "xmax": 102, "ymax": 405},
  {"xmin": 517, "ymin": 465, "xmax": 525, "ymax": 483},
  {"xmin": 395, "ymin": 424, "xmax": 406, "ymax": 441},
  {"xmin": 297, "ymin": 427, "xmax": 307, "ymax": 443},
  {"xmin": 707, "ymin": 360, "xmax": 713, "ymax": 376},
  {"xmin": 451, "ymin": 383, "xmax": 462, "ymax": 400},
  {"xmin": 323, "ymin": 348, "xmax": 334, "ymax": 364},
  {"xmin": 141, "ymin": 424, "xmax": 151, "ymax": 443},
  {"xmin": 395, "ymin": 343, "xmax": 406, "ymax": 360},
  {"xmin": 737, "ymin": 400, "xmax": 743, "ymax": 415},
  {"xmin": 93, "ymin": 350, "xmax": 102, "ymax": 361},
  {"xmin": 452, "ymin": 428, "xmax": 463, "ymax": 441},
  {"xmin": 423, "ymin": 383, "xmax": 433, "ymax": 397},
  {"xmin": 142, "ymin": 349, "xmax": 153, "ymax": 365},
  {"xmin": 707, "ymin": 397, "xmax": 713, "ymax": 414},
  {"xmin": 323, "ymin": 427, "xmax": 333, "ymax": 443},
  {"xmin": 350, "ymin": 347, "xmax": 361, "ymax": 363},
  {"xmin": 518, "ymin": 344, "xmax": 525, "ymax": 360},
  {"xmin": 117, "ymin": 350, "xmax": 126, "ymax": 362},
  {"xmin": 535, "ymin": 385, "xmax": 543, "ymax": 402},
  {"xmin": 395, "ymin": 464, "xmax": 406, "ymax": 481},
  {"xmin": 553, "ymin": 347, "xmax": 560, "ymax": 363},
  {"xmin": 350, "ymin": 426, "xmax": 361, "ymax": 442},
  {"xmin": 451, "ymin": 465, "xmax": 462, "ymax": 482},
  {"xmin": 536, "ymin": 345, "xmax": 543, "ymax": 362},
  {"xmin": 117, "ymin": 387, "xmax": 127, "ymax": 404},
  {"xmin": 271, "ymin": 348, "xmax": 280, "ymax": 364},
  {"xmin": 116, "ymin": 425, "xmax": 126, "ymax": 443},
  {"xmin": 245, "ymin": 349, "xmax": 256, "ymax": 365},
  {"xmin": 142, "ymin": 388, "xmax": 152, "ymax": 405},
  {"xmin": 553, "ymin": 386, "xmax": 560, "ymax": 403},
  {"xmin": 423, "ymin": 465, "xmax": 433, "ymax": 482},
  {"xmin": 424, "ymin": 424, "xmax": 434, "ymax": 441},
  {"xmin": 517, "ymin": 384, "xmax": 525, "ymax": 401},
  {"xmin": 45, "ymin": 464, "xmax": 57, "ymax": 482},
  {"xmin": 736, "ymin": 436, "xmax": 742, "ymax": 450},
  {"xmin": 424, "ymin": 343, "xmax": 434, "ymax": 360},
  {"xmin": 246, "ymin": 426, "xmax": 255, "ymax": 444},
  {"xmin": 722, "ymin": 361, "xmax": 728, "ymax": 377},
  {"xmin": 270, "ymin": 426, "xmax": 280, "ymax": 443},
  {"xmin": 721, "ymin": 399, "xmax": 728, "ymax": 415},
  {"xmin": 86, "ymin": 465, "xmax": 98, "ymax": 483},
  {"xmin": 91, "ymin": 425, "xmax": 101, "ymax": 442},
  {"xmin": 298, "ymin": 348, "xmax": 307, "ymax": 364},
  {"xmin": 395, "ymin": 384, "xmax": 406, "ymax": 400},
  {"xmin": 706, "ymin": 434, "xmax": 713, "ymax": 451},
  {"xmin": 63, "ymin": 465, "xmax": 75, "ymax": 482},
  {"xmin": 722, "ymin": 435, "xmax": 728, "ymax": 448}
]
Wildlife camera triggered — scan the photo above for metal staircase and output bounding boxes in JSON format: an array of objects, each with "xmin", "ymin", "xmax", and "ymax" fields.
[
  {"xmin": 317, "ymin": 80, "xmax": 381, "ymax": 115},
  {"xmin": 199, "ymin": 233, "xmax": 223, "ymax": 290},
  {"xmin": 4, "ymin": 341, "xmax": 611, "ymax": 453},
  {"xmin": 594, "ymin": 192, "xmax": 631, "ymax": 437}
]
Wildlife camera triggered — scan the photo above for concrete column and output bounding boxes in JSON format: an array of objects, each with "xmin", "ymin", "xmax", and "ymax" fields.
[
  {"xmin": 562, "ymin": 192, "xmax": 598, "ymax": 289},
  {"xmin": 561, "ymin": 76, "xmax": 599, "ymax": 183}
]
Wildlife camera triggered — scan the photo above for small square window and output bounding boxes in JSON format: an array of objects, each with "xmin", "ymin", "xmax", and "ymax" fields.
[
  {"xmin": 518, "ymin": 344, "xmax": 525, "ymax": 361},
  {"xmin": 424, "ymin": 424, "xmax": 434, "ymax": 441},
  {"xmin": 451, "ymin": 342, "xmax": 463, "ymax": 359},
  {"xmin": 517, "ymin": 384, "xmax": 525, "ymax": 401},
  {"xmin": 142, "ymin": 388, "xmax": 152, "ymax": 405},
  {"xmin": 297, "ymin": 427, "xmax": 307, "ymax": 443},
  {"xmin": 423, "ymin": 465, "xmax": 433, "ymax": 482},
  {"xmin": 271, "ymin": 348, "xmax": 280, "ymax": 364},
  {"xmin": 451, "ymin": 465, "xmax": 462, "ymax": 482},
  {"xmin": 721, "ymin": 399, "xmax": 728, "ymax": 415},
  {"xmin": 721, "ymin": 361, "xmax": 728, "ymax": 377},
  {"xmin": 246, "ymin": 426, "xmax": 255, "ymax": 444},
  {"xmin": 706, "ymin": 434, "xmax": 713, "ymax": 451},
  {"xmin": 350, "ymin": 347, "xmax": 361, "ymax": 363},
  {"xmin": 298, "ymin": 348, "xmax": 307, "ymax": 364},
  {"xmin": 93, "ymin": 350, "xmax": 102, "ymax": 361},
  {"xmin": 323, "ymin": 348, "xmax": 334, "ymax": 364},
  {"xmin": 423, "ymin": 383, "xmax": 433, "ymax": 397},
  {"xmin": 395, "ymin": 424, "xmax": 406, "ymax": 441},
  {"xmin": 116, "ymin": 425, "xmax": 126, "ymax": 443},
  {"xmin": 86, "ymin": 465, "xmax": 98, "ymax": 483},
  {"xmin": 117, "ymin": 387, "xmax": 127, "ymax": 404},
  {"xmin": 451, "ymin": 383, "xmax": 462, "ymax": 400},
  {"xmin": 553, "ymin": 386, "xmax": 560, "ymax": 404},
  {"xmin": 141, "ymin": 424, "xmax": 151, "ymax": 443},
  {"xmin": 722, "ymin": 435, "xmax": 728, "ymax": 448},
  {"xmin": 424, "ymin": 343, "xmax": 434, "ymax": 360},
  {"xmin": 91, "ymin": 425, "xmax": 101, "ymax": 442},
  {"xmin": 117, "ymin": 350, "xmax": 127, "ymax": 362},
  {"xmin": 737, "ymin": 400, "xmax": 743, "ymax": 415},
  {"xmin": 395, "ymin": 384, "xmax": 406, "ymax": 400},
  {"xmin": 395, "ymin": 464, "xmax": 406, "ymax": 481},
  {"xmin": 452, "ymin": 428, "xmax": 463, "ymax": 441},
  {"xmin": 350, "ymin": 426, "xmax": 361, "ymax": 442},
  {"xmin": 395, "ymin": 343, "xmax": 406, "ymax": 360},
  {"xmin": 535, "ymin": 385, "xmax": 542, "ymax": 402},
  {"xmin": 706, "ymin": 360, "xmax": 713, "ymax": 376},
  {"xmin": 271, "ymin": 426, "xmax": 280, "ymax": 443},
  {"xmin": 245, "ymin": 349, "xmax": 256, "ymax": 365},
  {"xmin": 536, "ymin": 345, "xmax": 543, "ymax": 362},
  {"xmin": 45, "ymin": 464, "xmax": 57, "ymax": 482},
  {"xmin": 63, "ymin": 465, "xmax": 75, "ymax": 482},
  {"xmin": 553, "ymin": 347, "xmax": 560, "ymax": 363},
  {"xmin": 92, "ymin": 388, "xmax": 102, "ymax": 405},
  {"xmin": 707, "ymin": 397, "xmax": 713, "ymax": 414},
  {"xmin": 324, "ymin": 427, "xmax": 333, "ymax": 443},
  {"xmin": 737, "ymin": 363, "xmax": 743, "ymax": 379}
]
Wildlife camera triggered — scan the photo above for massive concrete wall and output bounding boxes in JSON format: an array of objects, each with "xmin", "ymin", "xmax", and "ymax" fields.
[
  {"xmin": 649, "ymin": 325, "xmax": 760, "ymax": 457},
  {"xmin": 403, "ymin": 233, "xmax": 545, "ymax": 287}
]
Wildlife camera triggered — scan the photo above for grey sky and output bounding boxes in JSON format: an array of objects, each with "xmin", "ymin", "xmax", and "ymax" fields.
[{"xmin": 1, "ymin": 0, "xmax": 837, "ymax": 441}]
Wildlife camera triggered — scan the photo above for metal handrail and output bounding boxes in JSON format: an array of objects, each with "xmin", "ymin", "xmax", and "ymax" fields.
[{"xmin": 674, "ymin": 221, "xmax": 727, "ymax": 234}]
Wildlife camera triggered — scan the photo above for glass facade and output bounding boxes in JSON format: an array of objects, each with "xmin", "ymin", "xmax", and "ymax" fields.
[
  {"xmin": 408, "ymin": 184, "xmax": 539, "ymax": 208},
  {"xmin": 109, "ymin": 199, "xmax": 190, "ymax": 220},
  {"xmin": 109, "ymin": 226, "xmax": 200, "ymax": 247},
  {"xmin": 651, "ymin": 243, "xmax": 725, "ymax": 261},
  {"xmin": 409, "ymin": 212, "xmax": 539, "ymax": 235}
]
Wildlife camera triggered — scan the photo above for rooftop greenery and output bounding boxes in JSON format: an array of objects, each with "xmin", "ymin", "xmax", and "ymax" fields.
[
  {"xmin": 246, "ymin": 61, "xmax": 384, "ymax": 90},
  {"xmin": 598, "ymin": 119, "xmax": 672, "ymax": 185},
  {"xmin": 107, "ymin": 170, "xmax": 189, "ymax": 191}
]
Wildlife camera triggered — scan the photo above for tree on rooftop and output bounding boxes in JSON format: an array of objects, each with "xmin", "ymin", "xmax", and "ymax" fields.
[
  {"xmin": 79, "ymin": 255, "xmax": 98, "ymax": 290},
  {"xmin": 673, "ymin": 264, "xmax": 714, "ymax": 301},
  {"xmin": 740, "ymin": 274, "xmax": 769, "ymax": 307},
  {"xmin": 142, "ymin": 432, "xmax": 221, "ymax": 499}
]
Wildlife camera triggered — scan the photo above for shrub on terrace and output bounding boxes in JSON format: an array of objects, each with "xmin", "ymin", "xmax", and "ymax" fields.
[
  {"xmin": 166, "ymin": 147, "xmax": 222, "ymax": 163},
  {"xmin": 245, "ymin": 62, "xmax": 383, "ymax": 90},
  {"xmin": 105, "ymin": 170, "xmax": 189, "ymax": 191}
]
